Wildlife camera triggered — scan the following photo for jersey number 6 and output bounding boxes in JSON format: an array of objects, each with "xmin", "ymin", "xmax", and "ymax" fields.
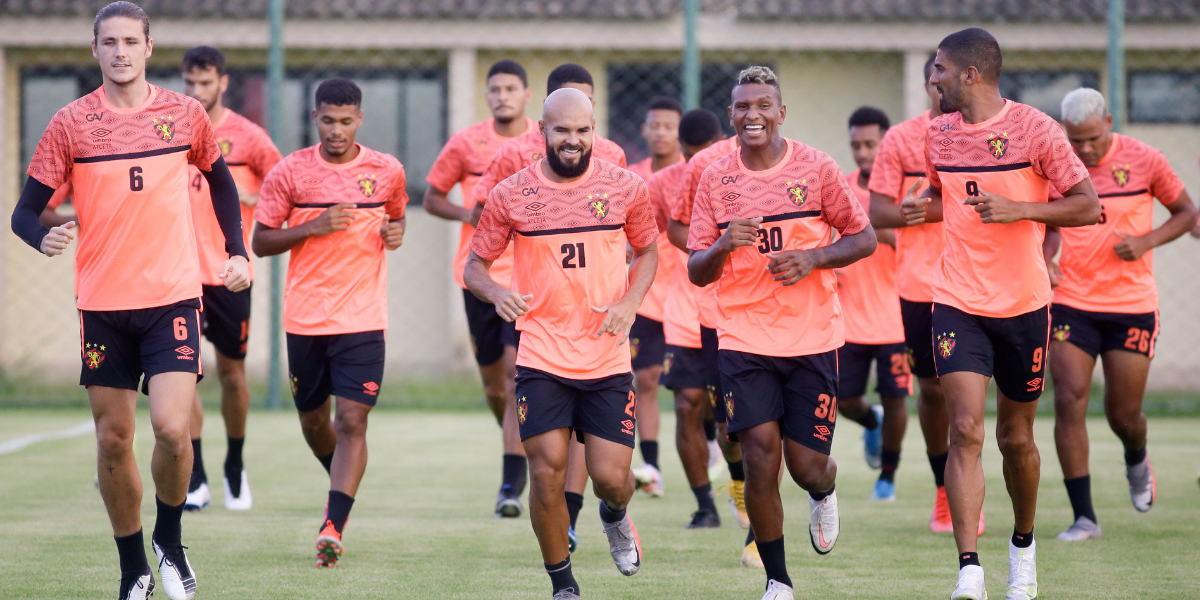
[{"xmin": 129, "ymin": 166, "xmax": 144, "ymax": 192}]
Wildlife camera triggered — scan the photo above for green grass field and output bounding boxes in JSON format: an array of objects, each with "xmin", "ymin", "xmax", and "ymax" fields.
[{"xmin": 1, "ymin": 407, "xmax": 1198, "ymax": 599}]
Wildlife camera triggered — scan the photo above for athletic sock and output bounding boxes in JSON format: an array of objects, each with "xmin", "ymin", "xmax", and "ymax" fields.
[
  {"xmin": 757, "ymin": 536, "xmax": 792, "ymax": 588},
  {"xmin": 325, "ymin": 490, "xmax": 354, "ymax": 534},
  {"xmin": 565, "ymin": 492, "xmax": 584, "ymax": 530},
  {"xmin": 501, "ymin": 454, "xmax": 527, "ymax": 495},
  {"xmin": 691, "ymin": 482, "xmax": 717, "ymax": 513},
  {"xmin": 810, "ymin": 484, "xmax": 835, "ymax": 502},
  {"xmin": 728, "ymin": 460, "xmax": 745, "ymax": 482},
  {"xmin": 853, "ymin": 408, "xmax": 879, "ymax": 430},
  {"xmin": 224, "ymin": 437, "xmax": 245, "ymax": 497},
  {"xmin": 703, "ymin": 419, "xmax": 716, "ymax": 442},
  {"xmin": 152, "ymin": 496, "xmax": 185, "ymax": 547},
  {"xmin": 744, "ymin": 527, "xmax": 756, "ymax": 547},
  {"xmin": 1064, "ymin": 475, "xmax": 1097, "ymax": 524},
  {"xmin": 929, "ymin": 451, "xmax": 948, "ymax": 488},
  {"xmin": 316, "ymin": 452, "xmax": 334, "ymax": 474},
  {"xmin": 189, "ymin": 439, "xmax": 206, "ymax": 489},
  {"xmin": 1012, "ymin": 527, "xmax": 1034, "ymax": 548},
  {"xmin": 115, "ymin": 529, "xmax": 150, "ymax": 578},
  {"xmin": 1124, "ymin": 445, "xmax": 1147, "ymax": 466},
  {"xmin": 959, "ymin": 551, "xmax": 981, "ymax": 569},
  {"xmin": 640, "ymin": 440, "xmax": 659, "ymax": 470},
  {"xmin": 880, "ymin": 450, "xmax": 901, "ymax": 483},
  {"xmin": 545, "ymin": 558, "xmax": 579, "ymax": 596},
  {"xmin": 598, "ymin": 500, "xmax": 626, "ymax": 524}
]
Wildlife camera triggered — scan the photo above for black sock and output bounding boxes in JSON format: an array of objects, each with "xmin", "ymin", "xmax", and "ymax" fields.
[
  {"xmin": 1012, "ymin": 527, "xmax": 1034, "ymax": 548},
  {"xmin": 115, "ymin": 529, "xmax": 150, "ymax": 577},
  {"xmin": 692, "ymin": 482, "xmax": 717, "ymax": 513},
  {"xmin": 501, "ymin": 454, "xmax": 528, "ymax": 495},
  {"xmin": 728, "ymin": 460, "xmax": 745, "ymax": 482},
  {"xmin": 152, "ymin": 496, "xmax": 185, "ymax": 547},
  {"xmin": 316, "ymin": 452, "xmax": 334, "ymax": 474},
  {"xmin": 1064, "ymin": 475, "xmax": 1097, "ymax": 523},
  {"xmin": 640, "ymin": 440, "xmax": 659, "ymax": 470},
  {"xmin": 224, "ymin": 437, "xmax": 244, "ymax": 497},
  {"xmin": 598, "ymin": 500, "xmax": 626, "ymax": 524},
  {"xmin": 325, "ymin": 490, "xmax": 355, "ymax": 533},
  {"xmin": 757, "ymin": 536, "xmax": 791, "ymax": 588},
  {"xmin": 703, "ymin": 419, "xmax": 716, "ymax": 442},
  {"xmin": 545, "ymin": 558, "xmax": 579, "ymax": 596},
  {"xmin": 565, "ymin": 492, "xmax": 584, "ymax": 530},
  {"xmin": 810, "ymin": 484, "xmax": 835, "ymax": 502},
  {"xmin": 745, "ymin": 527, "xmax": 756, "ymax": 547},
  {"xmin": 854, "ymin": 408, "xmax": 879, "ymax": 429},
  {"xmin": 1124, "ymin": 445, "xmax": 1147, "ymax": 466},
  {"xmin": 880, "ymin": 450, "xmax": 901, "ymax": 483},
  {"xmin": 929, "ymin": 451, "xmax": 948, "ymax": 488},
  {"xmin": 189, "ymin": 439, "xmax": 206, "ymax": 489},
  {"xmin": 959, "ymin": 551, "xmax": 981, "ymax": 569}
]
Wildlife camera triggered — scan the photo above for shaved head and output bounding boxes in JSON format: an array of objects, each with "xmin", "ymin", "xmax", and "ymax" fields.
[
  {"xmin": 540, "ymin": 88, "xmax": 595, "ymax": 179},
  {"xmin": 542, "ymin": 88, "xmax": 593, "ymax": 126}
]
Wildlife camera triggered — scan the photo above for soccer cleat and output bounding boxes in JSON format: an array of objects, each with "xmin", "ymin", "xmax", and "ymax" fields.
[
  {"xmin": 152, "ymin": 540, "xmax": 196, "ymax": 600},
  {"xmin": 741, "ymin": 541, "xmax": 764, "ymax": 568},
  {"xmin": 863, "ymin": 405, "xmax": 884, "ymax": 469},
  {"xmin": 633, "ymin": 464, "xmax": 664, "ymax": 498},
  {"xmin": 951, "ymin": 565, "xmax": 987, "ymax": 600},
  {"xmin": 1127, "ymin": 457, "xmax": 1156, "ymax": 512},
  {"xmin": 1006, "ymin": 539, "xmax": 1037, "ymax": 600},
  {"xmin": 552, "ymin": 590, "xmax": 582, "ymax": 600},
  {"xmin": 716, "ymin": 481, "xmax": 751, "ymax": 529},
  {"xmin": 315, "ymin": 520, "xmax": 343, "ymax": 568},
  {"xmin": 601, "ymin": 503, "xmax": 642, "ymax": 576},
  {"xmin": 184, "ymin": 482, "xmax": 210, "ymax": 512},
  {"xmin": 871, "ymin": 478, "xmax": 896, "ymax": 502},
  {"xmin": 494, "ymin": 485, "xmax": 523, "ymax": 518},
  {"xmin": 761, "ymin": 579, "xmax": 794, "ymax": 600},
  {"xmin": 567, "ymin": 526, "xmax": 578, "ymax": 553},
  {"xmin": 686, "ymin": 509, "xmax": 721, "ymax": 529},
  {"xmin": 223, "ymin": 470, "xmax": 252, "ymax": 511},
  {"xmin": 1055, "ymin": 516, "xmax": 1101, "ymax": 541},
  {"xmin": 119, "ymin": 571, "xmax": 155, "ymax": 600},
  {"xmin": 808, "ymin": 490, "xmax": 839, "ymax": 555},
  {"xmin": 707, "ymin": 440, "xmax": 726, "ymax": 482},
  {"xmin": 931, "ymin": 486, "xmax": 954, "ymax": 532}
]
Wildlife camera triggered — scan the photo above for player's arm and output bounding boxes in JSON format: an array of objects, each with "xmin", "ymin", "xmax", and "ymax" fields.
[
  {"xmin": 39, "ymin": 206, "xmax": 74, "ymax": 228},
  {"xmin": 688, "ymin": 217, "xmax": 760, "ymax": 286},
  {"xmin": 901, "ymin": 180, "xmax": 943, "ymax": 225},
  {"xmin": 667, "ymin": 219, "xmax": 690, "ymax": 252},
  {"xmin": 200, "ymin": 156, "xmax": 252, "ymax": 291},
  {"xmin": 875, "ymin": 227, "xmax": 896, "ymax": 249},
  {"xmin": 11, "ymin": 176, "xmax": 75, "ymax": 256},
  {"xmin": 1114, "ymin": 189, "xmax": 1198, "ymax": 261},
  {"xmin": 965, "ymin": 178, "xmax": 1100, "ymax": 226},
  {"xmin": 1042, "ymin": 226, "xmax": 1063, "ymax": 287},
  {"xmin": 595, "ymin": 240, "xmax": 657, "ymax": 343},
  {"xmin": 870, "ymin": 191, "xmax": 908, "ymax": 228},
  {"xmin": 422, "ymin": 185, "xmax": 473, "ymax": 223},
  {"xmin": 251, "ymin": 203, "xmax": 357, "ymax": 257},
  {"xmin": 767, "ymin": 226, "xmax": 877, "ymax": 286},
  {"xmin": 464, "ymin": 250, "xmax": 530, "ymax": 322}
]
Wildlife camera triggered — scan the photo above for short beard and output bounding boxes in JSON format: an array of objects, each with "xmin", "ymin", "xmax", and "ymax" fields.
[
  {"xmin": 545, "ymin": 143, "xmax": 591, "ymax": 178},
  {"xmin": 493, "ymin": 113, "xmax": 516, "ymax": 125},
  {"xmin": 201, "ymin": 97, "xmax": 218, "ymax": 113},
  {"xmin": 938, "ymin": 85, "xmax": 962, "ymax": 114}
]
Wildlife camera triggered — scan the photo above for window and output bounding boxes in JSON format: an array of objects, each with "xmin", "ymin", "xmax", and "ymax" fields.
[
  {"xmin": 999, "ymin": 71, "xmax": 1100, "ymax": 121},
  {"xmin": 1129, "ymin": 71, "xmax": 1200, "ymax": 124}
]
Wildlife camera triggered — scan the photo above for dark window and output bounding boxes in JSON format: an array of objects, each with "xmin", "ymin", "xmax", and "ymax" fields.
[
  {"xmin": 999, "ymin": 71, "xmax": 1100, "ymax": 121},
  {"xmin": 1129, "ymin": 71, "xmax": 1200, "ymax": 124}
]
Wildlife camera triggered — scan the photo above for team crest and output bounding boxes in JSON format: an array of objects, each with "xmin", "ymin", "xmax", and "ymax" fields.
[
  {"xmin": 1052, "ymin": 324, "xmax": 1071, "ymax": 342},
  {"xmin": 217, "ymin": 136, "xmax": 234, "ymax": 156},
  {"xmin": 517, "ymin": 397, "xmax": 529, "ymax": 424},
  {"xmin": 587, "ymin": 193, "xmax": 610, "ymax": 220},
  {"xmin": 663, "ymin": 352, "xmax": 673, "ymax": 375},
  {"xmin": 152, "ymin": 115, "xmax": 175, "ymax": 142},
  {"xmin": 786, "ymin": 179, "xmax": 809, "ymax": 207},
  {"xmin": 724, "ymin": 391, "xmax": 735, "ymax": 419},
  {"xmin": 987, "ymin": 132, "xmax": 1009, "ymax": 159},
  {"xmin": 936, "ymin": 332, "xmax": 956, "ymax": 359},
  {"xmin": 290, "ymin": 374, "xmax": 299, "ymax": 395},
  {"xmin": 629, "ymin": 337, "xmax": 640, "ymax": 360},
  {"xmin": 1112, "ymin": 163, "xmax": 1132, "ymax": 187},
  {"xmin": 83, "ymin": 343, "xmax": 106, "ymax": 370},
  {"xmin": 357, "ymin": 174, "xmax": 378, "ymax": 198}
]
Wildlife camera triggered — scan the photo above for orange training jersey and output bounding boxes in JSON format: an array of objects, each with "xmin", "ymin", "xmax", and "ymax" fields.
[
  {"xmin": 671, "ymin": 137, "xmax": 739, "ymax": 329},
  {"xmin": 48, "ymin": 180, "xmax": 72, "ymax": 209},
  {"xmin": 836, "ymin": 170, "xmax": 904, "ymax": 345},
  {"xmin": 926, "ymin": 100, "xmax": 1089, "ymax": 318},
  {"xmin": 471, "ymin": 159, "xmax": 658, "ymax": 379},
  {"xmin": 28, "ymin": 84, "xmax": 221, "ymax": 311},
  {"xmin": 255, "ymin": 144, "xmax": 408, "ymax": 335},
  {"xmin": 633, "ymin": 157, "xmax": 673, "ymax": 322},
  {"xmin": 650, "ymin": 161, "xmax": 700, "ymax": 348},
  {"xmin": 1053, "ymin": 133, "xmax": 1185, "ymax": 313},
  {"xmin": 689, "ymin": 139, "xmax": 871, "ymax": 357},
  {"xmin": 868, "ymin": 110, "xmax": 944, "ymax": 303},
  {"xmin": 628, "ymin": 157, "xmax": 653, "ymax": 183},
  {"xmin": 188, "ymin": 109, "xmax": 281, "ymax": 285},
  {"xmin": 472, "ymin": 129, "xmax": 627, "ymax": 208},
  {"xmin": 426, "ymin": 117, "xmax": 534, "ymax": 289}
]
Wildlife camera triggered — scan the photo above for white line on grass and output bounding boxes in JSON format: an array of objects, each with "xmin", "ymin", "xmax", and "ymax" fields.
[{"xmin": 0, "ymin": 421, "xmax": 94, "ymax": 455}]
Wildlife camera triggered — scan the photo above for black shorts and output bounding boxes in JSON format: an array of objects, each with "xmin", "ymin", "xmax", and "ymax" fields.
[
  {"xmin": 900, "ymin": 299, "xmax": 937, "ymax": 379},
  {"xmin": 931, "ymin": 303, "xmax": 1049, "ymax": 402},
  {"xmin": 462, "ymin": 288, "xmax": 517, "ymax": 366},
  {"xmin": 79, "ymin": 298, "xmax": 203, "ymax": 395},
  {"xmin": 838, "ymin": 342, "xmax": 913, "ymax": 398},
  {"xmin": 661, "ymin": 345, "xmax": 705, "ymax": 391},
  {"xmin": 1050, "ymin": 303, "xmax": 1159, "ymax": 359},
  {"xmin": 514, "ymin": 367, "xmax": 636, "ymax": 447},
  {"xmin": 200, "ymin": 284, "xmax": 251, "ymax": 360},
  {"xmin": 287, "ymin": 330, "xmax": 386, "ymax": 412},
  {"xmin": 630, "ymin": 315, "xmax": 666, "ymax": 371},
  {"xmin": 701, "ymin": 326, "xmax": 726, "ymax": 423},
  {"xmin": 718, "ymin": 349, "xmax": 839, "ymax": 455}
]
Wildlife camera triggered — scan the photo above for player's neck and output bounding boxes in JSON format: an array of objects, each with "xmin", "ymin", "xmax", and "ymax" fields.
[
  {"xmin": 540, "ymin": 158, "xmax": 585, "ymax": 184},
  {"xmin": 493, "ymin": 116, "xmax": 528, "ymax": 138},
  {"xmin": 858, "ymin": 169, "xmax": 871, "ymax": 188},
  {"xmin": 207, "ymin": 102, "xmax": 226, "ymax": 124},
  {"xmin": 739, "ymin": 137, "xmax": 788, "ymax": 171},
  {"xmin": 958, "ymin": 90, "xmax": 1006, "ymax": 125},
  {"xmin": 320, "ymin": 142, "xmax": 360, "ymax": 165},
  {"xmin": 103, "ymin": 76, "xmax": 151, "ymax": 109},
  {"xmin": 650, "ymin": 150, "xmax": 681, "ymax": 172}
]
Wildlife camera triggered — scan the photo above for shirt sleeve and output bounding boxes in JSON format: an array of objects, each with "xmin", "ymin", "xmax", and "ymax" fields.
[
  {"xmin": 867, "ymin": 127, "xmax": 904, "ymax": 200},
  {"xmin": 26, "ymin": 110, "xmax": 74, "ymax": 189},
  {"xmin": 671, "ymin": 162, "xmax": 701, "ymax": 224},
  {"xmin": 1031, "ymin": 116, "xmax": 1089, "ymax": 194},
  {"xmin": 188, "ymin": 103, "xmax": 222, "ymax": 171},
  {"xmin": 1148, "ymin": 148, "xmax": 1186, "ymax": 205},
  {"xmin": 47, "ymin": 180, "xmax": 72, "ymax": 209},
  {"xmin": 254, "ymin": 162, "xmax": 293, "ymax": 228},
  {"xmin": 470, "ymin": 186, "xmax": 515, "ymax": 261},
  {"xmin": 474, "ymin": 144, "xmax": 517, "ymax": 207},
  {"xmin": 250, "ymin": 129, "xmax": 283, "ymax": 182},
  {"xmin": 924, "ymin": 123, "xmax": 943, "ymax": 192},
  {"xmin": 386, "ymin": 162, "xmax": 409, "ymax": 220},
  {"xmin": 820, "ymin": 158, "xmax": 870, "ymax": 235},
  {"xmin": 624, "ymin": 178, "xmax": 659, "ymax": 250},
  {"xmin": 646, "ymin": 173, "xmax": 671, "ymax": 233},
  {"xmin": 425, "ymin": 133, "xmax": 467, "ymax": 194},
  {"xmin": 686, "ymin": 172, "xmax": 721, "ymax": 251}
]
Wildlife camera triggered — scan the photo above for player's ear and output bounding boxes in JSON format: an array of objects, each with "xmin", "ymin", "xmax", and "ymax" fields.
[
  {"xmin": 220, "ymin": 74, "xmax": 230, "ymax": 93},
  {"xmin": 524, "ymin": 87, "xmax": 532, "ymax": 104},
  {"xmin": 778, "ymin": 104, "xmax": 787, "ymax": 124},
  {"xmin": 91, "ymin": 39, "xmax": 99, "ymax": 60},
  {"xmin": 538, "ymin": 120, "xmax": 546, "ymax": 138},
  {"xmin": 145, "ymin": 37, "xmax": 153, "ymax": 58}
]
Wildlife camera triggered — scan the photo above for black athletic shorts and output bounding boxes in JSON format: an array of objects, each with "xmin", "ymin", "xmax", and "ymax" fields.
[
  {"xmin": 630, "ymin": 315, "xmax": 666, "ymax": 371},
  {"xmin": 200, "ymin": 284, "xmax": 251, "ymax": 360},
  {"xmin": 514, "ymin": 367, "xmax": 636, "ymax": 447},
  {"xmin": 661, "ymin": 345, "xmax": 705, "ymax": 391},
  {"xmin": 462, "ymin": 288, "xmax": 516, "ymax": 366},
  {"xmin": 900, "ymin": 299, "xmax": 937, "ymax": 379},
  {"xmin": 838, "ymin": 342, "xmax": 913, "ymax": 399},
  {"xmin": 287, "ymin": 330, "xmax": 386, "ymax": 412},
  {"xmin": 718, "ymin": 349, "xmax": 839, "ymax": 455},
  {"xmin": 701, "ymin": 326, "xmax": 725, "ymax": 423},
  {"xmin": 931, "ymin": 303, "xmax": 1049, "ymax": 403},
  {"xmin": 79, "ymin": 298, "xmax": 203, "ymax": 395},
  {"xmin": 1050, "ymin": 303, "xmax": 1159, "ymax": 359}
]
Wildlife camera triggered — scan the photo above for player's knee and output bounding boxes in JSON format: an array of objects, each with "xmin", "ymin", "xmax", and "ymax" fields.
[
  {"xmin": 635, "ymin": 368, "xmax": 660, "ymax": 393},
  {"xmin": 996, "ymin": 424, "xmax": 1036, "ymax": 456},
  {"xmin": 333, "ymin": 411, "xmax": 369, "ymax": 438},
  {"xmin": 217, "ymin": 365, "xmax": 247, "ymax": 395},
  {"xmin": 673, "ymin": 389, "xmax": 704, "ymax": 417},
  {"xmin": 95, "ymin": 425, "xmax": 135, "ymax": 458},
  {"xmin": 1105, "ymin": 409, "xmax": 1143, "ymax": 439},
  {"xmin": 590, "ymin": 467, "xmax": 631, "ymax": 502},
  {"xmin": 528, "ymin": 457, "xmax": 567, "ymax": 484},
  {"xmin": 948, "ymin": 415, "xmax": 985, "ymax": 449},
  {"xmin": 298, "ymin": 407, "xmax": 330, "ymax": 434}
]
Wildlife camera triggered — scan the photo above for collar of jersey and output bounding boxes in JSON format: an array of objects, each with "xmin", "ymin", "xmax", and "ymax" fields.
[
  {"xmin": 959, "ymin": 99, "xmax": 1012, "ymax": 131},
  {"xmin": 313, "ymin": 143, "xmax": 367, "ymax": 171},
  {"xmin": 489, "ymin": 117, "xmax": 536, "ymax": 143},
  {"xmin": 98, "ymin": 82, "xmax": 157, "ymax": 115},
  {"xmin": 212, "ymin": 107, "xmax": 231, "ymax": 129},
  {"xmin": 847, "ymin": 168, "xmax": 869, "ymax": 199},
  {"xmin": 1096, "ymin": 132, "xmax": 1123, "ymax": 166},
  {"xmin": 533, "ymin": 156, "xmax": 595, "ymax": 189},
  {"xmin": 736, "ymin": 137, "xmax": 794, "ymax": 178}
]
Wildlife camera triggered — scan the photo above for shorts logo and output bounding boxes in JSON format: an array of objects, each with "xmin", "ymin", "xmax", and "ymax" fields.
[
  {"xmin": 621, "ymin": 419, "xmax": 635, "ymax": 435},
  {"xmin": 987, "ymin": 132, "xmax": 1009, "ymax": 159},
  {"xmin": 587, "ymin": 193, "xmax": 610, "ymax": 220},
  {"xmin": 290, "ymin": 374, "xmax": 299, "ymax": 395},
  {"xmin": 936, "ymin": 332, "xmax": 956, "ymax": 359},
  {"xmin": 1027, "ymin": 377, "xmax": 1043, "ymax": 392},
  {"xmin": 517, "ymin": 397, "xmax": 529, "ymax": 424},
  {"xmin": 83, "ymin": 343, "xmax": 106, "ymax": 370},
  {"xmin": 786, "ymin": 179, "xmax": 809, "ymax": 207},
  {"xmin": 724, "ymin": 391, "xmax": 734, "ymax": 419},
  {"xmin": 1052, "ymin": 324, "xmax": 1071, "ymax": 342},
  {"xmin": 217, "ymin": 137, "xmax": 234, "ymax": 156},
  {"xmin": 176, "ymin": 345, "xmax": 195, "ymax": 360},
  {"xmin": 1111, "ymin": 163, "xmax": 1132, "ymax": 187},
  {"xmin": 662, "ymin": 352, "xmax": 673, "ymax": 375},
  {"xmin": 152, "ymin": 116, "xmax": 175, "ymax": 142},
  {"xmin": 362, "ymin": 381, "xmax": 379, "ymax": 396},
  {"xmin": 813, "ymin": 424, "xmax": 831, "ymax": 442},
  {"xmin": 357, "ymin": 174, "xmax": 378, "ymax": 198},
  {"xmin": 629, "ymin": 337, "xmax": 640, "ymax": 360},
  {"xmin": 907, "ymin": 348, "xmax": 916, "ymax": 368}
]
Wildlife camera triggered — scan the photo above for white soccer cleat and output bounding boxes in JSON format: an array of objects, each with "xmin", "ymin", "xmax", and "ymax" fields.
[
  {"xmin": 1127, "ymin": 457, "xmax": 1156, "ymax": 512},
  {"xmin": 153, "ymin": 539, "xmax": 197, "ymax": 600},
  {"xmin": 224, "ymin": 470, "xmax": 252, "ymax": 510},
  {"xmin": 761, "ymin": 579, "xmax": 794, "ymax": 600},
  {"xmin": 633, "ymin": 464, "xmax": 664, "ymax": 498},
  {"xmin": 808, "ymin": 490, "xmax": 839, "ymax": 555},
  {"xmin": 707, "ymin": 440, "xmax": 726, "ymax": 481},
  {"xmin": 601, "ymin": 505, "xmax": 642, "ymax": 576},
  {"xmin": 119, "ymin": 572, "xmax": 154, "ymax": 600},
  {"xmin": 552, "ymin": 590, "xmax": 581, "ymax": 600},
  {"xmin": 1055, "ymin": 516, "xmax": 1101, "ymax": 541},
  {"xmin": 1006, "ymin": 540, "xmax": 1037, "ymax": 600},
  {"xmin": 184, "ymin": 482, "xmax": 210, "ymax": 512},
  {"xmin": 952, "ymin": 565, "xmax": 987, "ymax": 600}
]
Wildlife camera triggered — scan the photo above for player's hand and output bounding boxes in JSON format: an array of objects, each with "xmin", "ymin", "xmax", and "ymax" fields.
[
  {"xmin": 767, "ymin": 249, "xmax": 818, "ymax": 286},
  {"xmin": 718, "ymin": 217, "xmax": 763, "ymax": 252},
  {"xmin": 307, "ymin": 203, "xmax": 357, "ymax": 236},
  {"xmin": 591, "ymin": 298, "xmax": 638, "ymax": 344},
  {"xmin": 490, "ymin": 290, "xmax": 533, "ymax": 322},
  {"xmin": 236, "ymin": 183, "xmax": 259, "ymax": 207},
  {"xmin": 40, "ymin": 221, "xmax": 76, "ymax": 256},
  {"xmin": 381, "ymin": 215, "xmax": 405, "ymax": 250},
  {"xmin": 900, "ymin": 178, "xmax": 928, "ymax": 226},
  {"xmin": 964, "ymin": 190, "xmax": 1025, "ymax": 224},
  {"xmin": 1046, "ymin": 259, "xmax": 1062, "ymax": 287},
  {"xmin": 625, "ymin": 242, "xmax": 634, "ymax": 264},
  {"xmin": 1113, "ymin": 231, "xmax": 1151, "ymax": 261},
  {"xmin": 219, "ymin": 255, "xmax": 251, "ymax": 292}
]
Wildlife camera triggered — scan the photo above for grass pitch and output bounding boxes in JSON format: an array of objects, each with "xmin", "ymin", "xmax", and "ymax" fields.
[{"xmin": 1, "ymin": 406, "xmax": 1198, "ymax": 599}]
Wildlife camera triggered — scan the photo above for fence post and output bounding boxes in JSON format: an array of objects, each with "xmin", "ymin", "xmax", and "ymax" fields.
[
  {"xmin": 1107, "ymin": 0, "xmax": 1125, "ymax": 132},
  {"xmin": 682, "ymin": 0, "xmax": 700, "ymax": 111},
  {"xmin": 265, "ymin": 0, "xmax": 285, "ymax": 410}
]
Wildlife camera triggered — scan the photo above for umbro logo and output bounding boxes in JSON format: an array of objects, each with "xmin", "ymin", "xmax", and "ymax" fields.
[
  {"xmin": 363, "ymin": 382, "xmax": 379, "ymax": 396},
  {"xmin": 303, "ymin": 177, "xmax": 323, "ymax": 186},
  {"xmin": 91, "ymin": 128, "xmax": 112, "ymax": 138},
  {"xmin": 526, "ymin": 201, "xmax": 547, "ymax": 211},
  {"xmin": 939, "ymin": 138, "xmax": 953, "ymax": 147},
  {"xmin": 1026, "ymin": 377, "xmax": 1043, "ymax": 392},
  {"xmin": 813, "ymin": 425, "xmax": 831, "ymax": 442},
  {"xmin": 620, "ymin": 419, "xmax": 635, "ymax": 435},
  {"xmin": 722, "ymin": 192, "xmax": 741, "ymax": 203},
  {"xmin": 175, "ymin": 346, "xmax": 195, "ymax": 360}
]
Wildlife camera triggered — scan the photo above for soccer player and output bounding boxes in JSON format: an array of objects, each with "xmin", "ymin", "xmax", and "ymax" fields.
[
  {"xmin": 901, "ymin": 29, "xmax": 1099, "ymax": 600},
  {"xmin": 1046, "ymin": 88, "xmax": 1197, "ymax": 541},
  {"xmin": 180, "ymin": 45, "xmax": 282, "ymax": 513},
  {"xmin": 626, "ymin": 96, "xmax": 683, "ymax": 497},
  {"xmin": 251, "ymin": 78, "xmax": 408, "ymax": 568},
  {"xmin": 835, "ymin": 106, "xmax": 911, "ymax": 502},
  {"xmin": 424, "ymin": 59, "xmax": 535, "ymax": 517},
  {"xmin": 10, "ymin": 4, "xmax": 251, "ymax": 599},
  {"xmin": 688, "ymin": 66, "xmax": 877, "ymax": 600},
  {"xmin": 465, "ymin": 87, "xmax": 657, "ymax": 600}
]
